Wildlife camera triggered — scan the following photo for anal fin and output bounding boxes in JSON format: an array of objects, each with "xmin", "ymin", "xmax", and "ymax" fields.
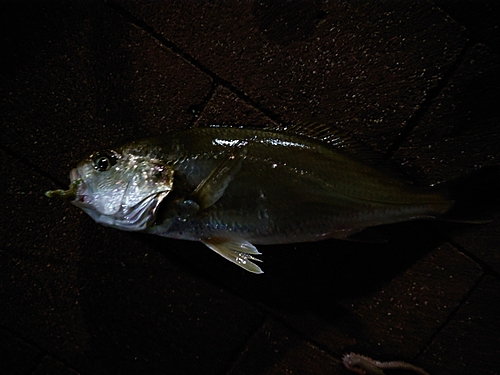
[{"xmin": 201, "ymin": 238, "xmax": 263, "ymax": 274}]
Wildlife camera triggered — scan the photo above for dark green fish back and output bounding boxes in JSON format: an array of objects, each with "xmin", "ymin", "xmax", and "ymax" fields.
[{"xmin": 125, "ymin": 125, "xmax": 453, "ymax": 244}]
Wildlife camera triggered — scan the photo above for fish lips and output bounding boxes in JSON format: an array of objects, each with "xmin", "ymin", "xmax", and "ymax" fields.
[
  {"xmin": 68, "ymin": 167, "xmax": 171, "ymax": 231},
  {"xmin": 69, "ymin": 167, "xmax": 92, "ymax": 207}
]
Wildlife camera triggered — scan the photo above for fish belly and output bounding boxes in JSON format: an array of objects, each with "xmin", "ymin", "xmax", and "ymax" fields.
[{"xmin": 163, "ymin": 161, "xmax": 451, "ymax": 244}]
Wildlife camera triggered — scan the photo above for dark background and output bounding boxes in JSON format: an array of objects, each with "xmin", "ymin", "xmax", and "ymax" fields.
[{"xmin": 1, "ymin": 1, "xmax": 499, "ymax": 374}]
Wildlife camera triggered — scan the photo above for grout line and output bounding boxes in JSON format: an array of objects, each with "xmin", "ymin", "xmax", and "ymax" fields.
[
  {"xmin": 105, "ymin": 1, "xmax": 286, "ymax": 127},
  {"xmin": 217, "ymin": 314, "xmax": 269, "ymax": 375},
  {"xmin": 0, "ymin": 323, "xmax": 77, "ymax": 375},
  {"xmin": 25, "ymin": 355, "xmax": 46, "ymax": 375},
  {"xmin": 254, "ymin": 302, "xmax": 345, "ymax": 363},
  {"xmin": 28, "ymin": 354, "xmax": 83, "ymax": 375},
  {"xmin": 446, "ymin": 237, "xmax": 500, "ymax": 280},
  {"xmin": 415, "ymin": 271, "xmax": 485, "ymax": 360},
  {"xmin": 0, "ymin": 327, "xmax": 47, "ymax": 375},
  {"xmin": 413, "ymin": 225, "xmax": 496, "ymax": 358},
  {"xmin": 218, "ymin": 313, "xmax": 343, "ymax": 375},
  {"xmin": 391, "ymin": 222, "xmax": 499, "ymax": 359},
  {"xmin": 385, "ymin": 40, "xmax": 475, "ymax": 158},
  {"xmin": 412, "ymin": 225, "xmax": 496, "ymax": 357},
  {"xmin": 188, "ymin": 81, "xmax": 218, "ymax": 126}
]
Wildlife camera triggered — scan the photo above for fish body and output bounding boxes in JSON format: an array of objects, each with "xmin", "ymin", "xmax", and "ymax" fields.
[{"xmin": 47, "ymin": 124, "xmax": 454, "ymax": 273}]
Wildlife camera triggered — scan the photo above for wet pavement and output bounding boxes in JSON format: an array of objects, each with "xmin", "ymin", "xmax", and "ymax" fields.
[{"xmin": 1, "ymin": 1, "xmax": 499, "ymax": 374}]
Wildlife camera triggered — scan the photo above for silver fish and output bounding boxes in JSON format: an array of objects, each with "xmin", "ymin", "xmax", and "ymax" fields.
[{"xmin": 47, "ymin": 123, "xmax": 456, "ymax": 273}]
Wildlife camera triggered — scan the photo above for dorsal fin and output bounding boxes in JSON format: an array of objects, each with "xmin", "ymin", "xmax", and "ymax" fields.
[
  {"xmin": 270, "ymin": 120, "xmax": 347, "ymax": 147},
  {"xmin": 269, "ymin": 120, "xmax": 413, "ymax": 184},
  {"xmin": 204, "ymin": 121, "xmax": 412, "ymax": 184},
  {"xmin": 271, "ymin": 120, "xmax": 386, "ymax": 163},
  {"xmin": 285, "ymin": 121, "xmax": 346, "ymax": 145}
]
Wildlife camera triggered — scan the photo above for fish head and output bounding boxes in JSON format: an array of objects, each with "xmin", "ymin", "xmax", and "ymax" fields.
[{"xmin": 69, "ymin": 148, "xmax": 174, "ymax": 231}]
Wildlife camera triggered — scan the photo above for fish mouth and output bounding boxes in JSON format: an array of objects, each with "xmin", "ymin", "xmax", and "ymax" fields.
[
  {"xmin": 70, "ymin": 168, "xmax": 80, "ymax": 183},
  {"xmin": 68, "ymin": 168, "xmax": 89, "ymax": 205},
  {"xmin": 45, "ymin": 168, "xmax": 87, "ymax": 201}
]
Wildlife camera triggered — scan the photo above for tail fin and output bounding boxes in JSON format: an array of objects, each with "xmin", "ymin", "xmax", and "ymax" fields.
[{"xmin": 435, "ymin": 165, "xmax": 500, "ymax": 223}]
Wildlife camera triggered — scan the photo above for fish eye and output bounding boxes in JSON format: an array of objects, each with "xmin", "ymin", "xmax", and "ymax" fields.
[{"xmin": 92, "ymin": 151, "xmax": 117, "ymax": 172}]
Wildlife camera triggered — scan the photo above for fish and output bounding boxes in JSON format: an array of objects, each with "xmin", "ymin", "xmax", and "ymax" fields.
[{"xmin": 46, "ymin": 123, "xmax": 459, "ymax": 274}]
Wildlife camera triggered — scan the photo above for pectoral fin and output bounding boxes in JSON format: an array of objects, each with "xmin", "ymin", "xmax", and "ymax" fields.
[
  {"xmin": 201, "ymin": 238, "xmax": 264, "ymax": 274},
  {"xmin": 191, "ymin": 147, "xmax": 247, "ymax": 210}
]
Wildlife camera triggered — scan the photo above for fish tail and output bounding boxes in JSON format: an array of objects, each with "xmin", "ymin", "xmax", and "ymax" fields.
[{"xmin": 434, "ymin": 165, "xmax": 500, "ymax": 223}]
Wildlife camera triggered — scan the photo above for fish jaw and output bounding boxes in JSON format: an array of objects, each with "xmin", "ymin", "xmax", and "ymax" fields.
[
  {"xmin": 69, "ymin": 167, "xmax": 93, "ymax": 208},
  {"xmin": 68, "ymin": 166, "xmax": 171, "ymax": 231},
  {"xmin": 68, "ymin": 166, "xmax": 113, "ymax": 224},
  {"xmin": 76, "ymin": 192, "xmax": 169, "ymax": 231}
]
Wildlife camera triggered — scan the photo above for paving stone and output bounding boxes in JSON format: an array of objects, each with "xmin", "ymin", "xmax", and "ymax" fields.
[
  {"xmin": 435, "ymin": 0, "xmax": 500, "ymax": 54},
  {"xmin": 73, "ymin": 237, "xmax": 264, "ymax": 375},
  {"xmin": 227, "ymin": 318, "xmax": 341, "ymax": 375},
  {"xmin": 392, "ymin": 43, "xmax": 500, "ymax": 273},
  {"xmin": 114, "ymin": 0, "xmax": 469, "ymax": 150},
  {"xmin": 2, "ymin": 1, "xmax": 499, "ymax": 375},
  {"xmin": 260, "ymin": 238, "xmax": 486, "ymax": 368},
  {"xmin": 393, "ymin": 44, "xmax": 500, "ymax": 185},
  {"xmin": 0, "ymin": 326, "xmax": 43, "ymax": 375},
  {"xmin": 269, "ymin": 308, "xmax": 357, "ymax": 358},
  {"xmin": 447, "ymin": 214, "xmax": 500, "ymax": 275},
  {"xmin": 1, "ymin": 1, "xmax": 212, "ymax": 185},
  {"xmin": 219, "ymin": 222, "xmax": 480, "ymax": 360},
  {"xmin": 418, "ymin": 275, "xmax": 500, "ymax": 375},
  {"xmin": 340, "ymin": 244, "xmax": 482, "ymax": 358},
  {"xmin": 196, "ymin": 86, "xmax": 279, "ymax": 128},
  {"xmin": 0, "ymin": 149, "xmax": 263, "ymax": 375},
  {"xmin": 0, "ymin": 149, "xmax": 89, "ymax": 365}
]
